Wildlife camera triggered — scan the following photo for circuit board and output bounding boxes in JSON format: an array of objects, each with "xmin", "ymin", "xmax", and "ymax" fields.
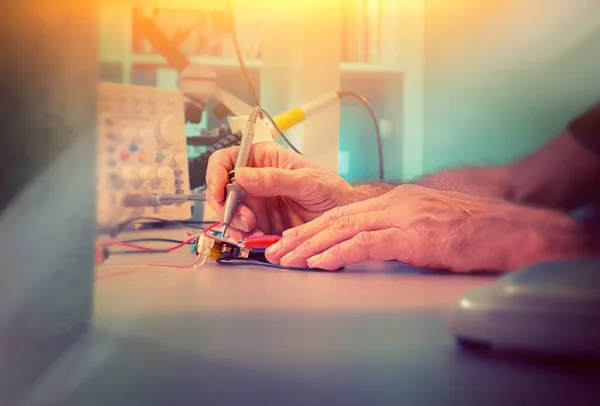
[{"xmin": 96, "ymin": 82, "xmax": 192, "ymax": 226}]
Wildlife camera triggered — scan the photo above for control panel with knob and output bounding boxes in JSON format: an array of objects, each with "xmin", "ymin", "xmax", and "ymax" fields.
[{"xmin": 97, "ymin": 82, "xmax": 192, "ymax": 226}]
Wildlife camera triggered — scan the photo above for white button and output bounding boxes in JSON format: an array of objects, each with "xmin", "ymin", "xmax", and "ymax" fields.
[
  {"xmin": 121, "ymin": 126, "xmax": 136, "ymax": 139},
  {"xmin": 121, "ymin": 166, "xmax": 139, "ymax": 181},
  {"xmin": 139, "ymin": 166, "xmax": 156, "ymax": 180},
  {"xmin": 157, "ymin": 167, "xmax": 174, "ymax": 180},
  {"xmin": 159, "ymin": 115, "xmax": 183, "ymax": 143}
]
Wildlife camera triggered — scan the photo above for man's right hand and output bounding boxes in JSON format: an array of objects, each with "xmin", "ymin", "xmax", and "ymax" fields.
[{"xmin": 205, "ymin": 142, "xmax": 367, "ymax": 238}]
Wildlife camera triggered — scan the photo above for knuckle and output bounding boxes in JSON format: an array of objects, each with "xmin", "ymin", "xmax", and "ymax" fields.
[
  {"xmin": 264, "ymin": 168, "xmax": 282, "ymax": 188},
  {"xmin": 263, "ymin": 142, "xmax": 282, "ymax": 155},
  {"xmin": 305, "ymin": 169, "xmax": 325, "ymax": 184},
  {"xmin": 322, "ymin": 207, "xmax": 344, "ymax": 223},
  {"xmin": 297, "ymin": 236, "xmax": 317, "ymax": 255},
  {"xmin": 305, "ymin": 169, "xmax": 334, "ymax": 192},
  {"xmin": 353, "ymin": 231, "xmax": 376, "ymax": 248},
  {"xmin": 331, "ymin": 216, "xmax": 354, "ymax": 233}
]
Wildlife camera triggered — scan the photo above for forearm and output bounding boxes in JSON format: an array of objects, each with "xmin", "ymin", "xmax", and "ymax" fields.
[
  {"xmin": 464, "ymin": 206, "xmax": 600, "ymax": 271},
  {"xmin": 352, "ymin": 166, "xmax": 512, "ymax": 200}
]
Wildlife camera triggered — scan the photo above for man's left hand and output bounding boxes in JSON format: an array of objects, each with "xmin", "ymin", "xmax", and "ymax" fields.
[{"xmin": 264, "ymin": 184, "xmax": 588, "ymax": 272}]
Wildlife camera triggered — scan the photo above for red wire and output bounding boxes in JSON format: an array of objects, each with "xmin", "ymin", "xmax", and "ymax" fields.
[
  {"xmin": 96, "ymin": 221, "xmax": 220, "ymax": 252},
  {"xmin": 95, "ymin": 241, "xmax": 156, "ymax": 251}
]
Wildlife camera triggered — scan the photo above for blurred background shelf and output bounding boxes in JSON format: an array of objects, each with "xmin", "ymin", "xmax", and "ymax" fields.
[
  {"xmin": 128, "ymin": 54, "xmax": 264, "ymax": 69},
  {"xmin": 100, "ymin": 1, "xmax": 600, "ymax": 184},
  {"xmin": 98, "ymin": 0, "xmax": 423, "ymax": 182},
  {"xmin": 340, "ymin": 62, "xmax": 403, "ymax": 75}
]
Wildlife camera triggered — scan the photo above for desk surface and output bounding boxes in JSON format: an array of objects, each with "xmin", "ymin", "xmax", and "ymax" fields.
[{"xmin": 21, "ymin": 229, "xmax": 600, "ymax": 406}]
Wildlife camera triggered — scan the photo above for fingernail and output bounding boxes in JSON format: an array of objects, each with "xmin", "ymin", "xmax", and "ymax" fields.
[
  {"xmin": 307, "ymin": 253, "xmax": 323, "ymax": 267},
  {"xmin": 280, "ymin": 250, "xmax": 295, "ymax": 265},
  {"xmin": 265, "ymin": 241, "xmax": 282, "ymax": 255}
]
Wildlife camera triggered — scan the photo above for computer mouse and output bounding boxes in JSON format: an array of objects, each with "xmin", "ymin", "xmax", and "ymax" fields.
[{"xmin": 446, "ymin": 258, "xmax": 600, "ymax": 356}]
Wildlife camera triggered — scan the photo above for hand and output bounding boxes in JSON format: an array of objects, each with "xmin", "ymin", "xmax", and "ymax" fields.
[
  {"xmin": 205, "ymin": 142, "xmax": 367, "ymax": 240},
  {"xmin": 265, "ymin": 184, "xmax": 589, "ymax": 272}
]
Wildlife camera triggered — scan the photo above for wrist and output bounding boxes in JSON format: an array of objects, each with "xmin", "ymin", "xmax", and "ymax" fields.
[
  {"xmin": 351, "ymin": 182, "xmax": 398, "ymax": 201},
  {"xmin": 453, "ymin": 205, "xmax": 599, "ymax": 272},
  {"xmin": 525, "ymin": 215, "xmax": 600, "ymax": 266},
  {"xmin": 500, "ymin": 209, "xmax": 599, "ymax": 271}
]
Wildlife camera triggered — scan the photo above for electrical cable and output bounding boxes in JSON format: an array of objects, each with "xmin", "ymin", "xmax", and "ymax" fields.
[
  {"xmin": 98, "ymin": 221, "xmax": 220, "ymax": 253},
  {"xmin": 216, "ymin": 257, "xmax": 344, "ymax": 272},
  {"xmin": 189, "ymin": 2, "xmax": 383, "ymax": 191},
  {"xmin": 259, "ymin": 108, "xmax": 303, "ymax": 155},
  {"xmin": 95, "ymin": 222, "xmax": 220, "ymax": 277},
  {"xmin": 96, "ymin": 254, "xmax": 206, "ymax": 280},
  {"xmin": 218, "ymin": 248, "xmax": 344, "ymax": 272},
  {"xmin": 337, "ymin": 91, "xmax": 384, "ymax": 180},
  {"xmin": 109, "ymin": 250, "xmax": 170, "ymax": 255},
  {"xmin": 224, "ymin": 1, "xmax": 382, "ymax": 178},
  {"xmin": 105, "ymin": 216, "xmax": 216, "ymax": 237},
  {"xmin": 225, "ymin": 0, "xmax": 260, "ymax": 106},
  {"xmin": 224, "ymin": 0, "xmax": 304, "ymax": 157},
  {"xmin": 102, "ymin": 238, "xmax": 187, "ymax": 255},
  {"xmin": 121, "ymin": 238, "xmax": 185, "ymax": 244}
]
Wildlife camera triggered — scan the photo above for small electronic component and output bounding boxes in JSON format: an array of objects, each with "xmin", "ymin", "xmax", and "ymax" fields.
[{"xmin": 193, "ymin": 233, "xmax": 281, "ymax": 263}]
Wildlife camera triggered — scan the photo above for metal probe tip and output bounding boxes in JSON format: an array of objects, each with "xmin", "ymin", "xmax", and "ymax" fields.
[{"xmin": 221, "ymin": 225, "xmax": 228, "ymax": 238}]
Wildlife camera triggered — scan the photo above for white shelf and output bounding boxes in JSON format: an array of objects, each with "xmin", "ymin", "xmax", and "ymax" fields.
[
  {"xmin": 340, "ymin": 62, "xmax": 403, "ymax": 75},
  {"xmin": 126, "ymin": 54, "xmax": 263, "ymax": 69},
  {"xmin": 104, "ymin": 55, "xmax": 402, "ymax": 76}
]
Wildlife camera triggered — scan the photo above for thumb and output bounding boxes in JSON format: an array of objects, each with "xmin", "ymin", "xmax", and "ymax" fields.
[{"xmin": 235, "ymin": 167, "xmax": 310, "ymax": 197}]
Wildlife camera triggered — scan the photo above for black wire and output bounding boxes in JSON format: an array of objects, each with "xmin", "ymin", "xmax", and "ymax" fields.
[
  {"xmin": 224, "ymin": 0, "xmax": 303, "ymax": 156},
  {"xmin": 106, "ymin": 217, "xmax": 215, "ymax": 237},
  {"xmin": 337, "ymin": 91, "xmax": 384, "ymax": 180},
  {"xmin": 259, "ymin": 108, "xmax": 303, "ymax": 155},
  {"xmin": 225, "ymin": 0, "xmax": 260, "ymax": 106},
  {"xmin": 217, "ymin": 257, "xmax": 344, "ymax": 273}
]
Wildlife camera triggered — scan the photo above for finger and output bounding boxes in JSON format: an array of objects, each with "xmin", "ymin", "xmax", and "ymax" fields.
[
  {"xmin": 278, "ymin": 214, "xmax": 391, "ymax": 267},
  {"xmin": 239, "ymin": 196, "xmax": 270, "ymax": 235},
  {"xmin": 205, "ymin": 142, "xmax": 311, "ymax": 203},
  {"xmin": 234, "ymin": 167, "xmax": 318, "ymax": 198},
  {"xmin": 266, "ymin": 197, "xmax": 388, "ymax": 263},
  {"xmin": 206, "ymin": 191, "xmax": 256, "ymax": 232},
  {"xmin": 206, "ymin": 148, "xmax": 237, "ymax": 202},
  {"xmin": 306, "ymin": 229, "xmax": 401, "ymax": 270},
  {"xmin": 267, "ymin": 196, "xmax": 286, "ymax": 235},
  {"xmin": 220, "ymin": 226, "xmax": 267, "ymax": 243}
]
